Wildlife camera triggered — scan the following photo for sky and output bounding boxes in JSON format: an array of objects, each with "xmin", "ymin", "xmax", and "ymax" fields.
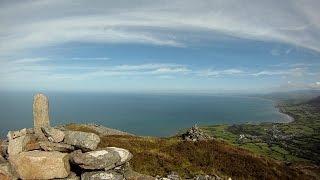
[{"xmin": 0, "ymin": 0, "xmax": 319, "ymax": 93}]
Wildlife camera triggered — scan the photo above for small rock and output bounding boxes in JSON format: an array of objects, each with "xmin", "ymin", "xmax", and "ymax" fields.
[
  {"xmin": 193, "ymin": 174, "xmax": 221, "ymax": 180},
  {"xmin": 39, "ymin": 141, "xmax": 75, "ymax": 152},
  {"xmin": 8, "ymin": 134, "xmax": 36, "ymax": 155},
  {"xmin": 0, "ymin": 162, "xmax": 18, "ymax": 180},
  {"xmin": 7, "ymin": 128, "xmax": 31, "ymax": 140},
  {"xmin": 64, "ymin": 130, "xmax": 100, "ymax": 151},
  {"xmin": 9, "ymin": 150, "xmax": 70, "ymax": 179},
  {"xmin": 70, "ymin": 149, "xmax": 121, "ymax": 170},
  {"xmin": 42, "ymin": 127, "xmax": 65, "ymax": 143},
  {"xmin": 166, "ymin": 172, "xmax": 181, "ymax": 180},
  {"xmin": 57, "ymin": 171, "xmax": 80, "ymax": 180},
  {"xmin": 81, "ymin": 171, "xmax": 124, "ymax": 180},
  {"xmin": 0, "ymin": 155, "xmax": 6, "ymax": 163},
  {"xmin": 124, "ymin": 167, "xmax": 155, "ymax": 180},
  {"xmin": 1, "ymin": 140, "xmax": 8, "ymax": 158},
  {"xmin": 107, "ymin": 147, "xmax": 133, "ymax": 166}
]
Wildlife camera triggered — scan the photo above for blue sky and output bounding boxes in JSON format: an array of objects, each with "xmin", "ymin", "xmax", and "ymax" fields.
[{"xmin": 0, "ymin": 0, "xmax": 319, "ymax": 93}]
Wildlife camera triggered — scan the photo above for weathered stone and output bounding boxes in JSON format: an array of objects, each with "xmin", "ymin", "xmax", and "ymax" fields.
[
  {"xmin": 1, "ymin": 140, "xmax": 8, "ymax": 158},
  {"xmin": 64, "ymin": 130, "xmax": 100, "ymax": 151},
  {"xmin": 0, "ymin": 155, "xmax": 6, "ymax": 163},
  {"xmin": 9, "ymin": 150, "xmax": 70, "ymax": 179},
  {"xmin": 124, "ymin": 169, "xmax": 155, "ymax": 180},
  {"xmin": 39, "ymin": 141, "xmax": 74, "ymax": 152},
  {"xmin": 70, "ymin": 149, "xmax": 121, "ymax": 170},
  {"xmin": 81, "ymin": 171, "xmax": 124, "ymax": 180},
  {"xmin": 42, "ymin": 126, "xmax": 65, "ymax": 143},
  {"xmin": 33, "ymin": 93, "xmax": 50, "ymax": 138},
  {"xmin": 8, "ymin": 134, "xmax": 35, "ymax": 155},
  {"xmin": 0, "ymin": 162, "xmax": 18, "ymax": 180},
  {"xmin": 57, "ymin": 171, "xmax": 80, "ymax": 180},
  {"xmin": 107, "ymin": 147, "xmax": 133, "ymax": 166},
  {"xmin": 7, "ymin": 128, "xmax": 29, "ymax": 140},
  {"xmin": 25, "ymin": 136, "xmax": 41, "ymax": 151}
]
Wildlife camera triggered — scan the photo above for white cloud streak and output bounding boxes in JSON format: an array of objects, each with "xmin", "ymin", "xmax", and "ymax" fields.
[{"xmin": 0, "ymin": 0, "xmax": 320, "ymax": 55}]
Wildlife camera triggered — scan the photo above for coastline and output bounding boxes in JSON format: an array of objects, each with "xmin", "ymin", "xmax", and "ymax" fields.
[
  {"xmin": 249, "ymin": 95, "xmax": 295, "ymax": 123},
  {"xmin": 274, "ymin": 102, "xmax": 295, "ymax": 123}
]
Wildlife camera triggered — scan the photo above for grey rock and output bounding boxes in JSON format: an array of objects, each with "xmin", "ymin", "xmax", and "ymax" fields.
[
  {"xmin": 39, "ymin": 141, "xmax": 75, "ymax": 152},
  {"xmin": 0, "ymin": 162, "xmax": 18, "ymax": 180},
  {"xmin": 0, "ymin": 155, "xmax": 6, "ymax": 163},
  {"xmin": 57, "ymin": 171, "xmax": 80, "ymax": 180},
  {"xmin": 106, "ymin": 147, "xmax": 133, "ymax": 166},
  {"xmin": 33, "ymin": 93, "xmax": 50, "ymax": 139},
  {"xmin": 7, "ymin": 128, "xmax": 34, "ymax": 140},
  {"xmin": 124, "ymin": 166, "xmax": 155, "ymax": 180},
  {"xmin": 42, "ymin": 127, "xmax": 65, "ymax": 143},
  {"xmin": 166, "ymin": 172, "xmax": 181, "ymax": 180},
  {"xmin": 9, "ymin": 150, "xmax": 70, "ymax": 179},
  {"xmin": 64, "ymin": 130, "xmax": 100, "ymax": 151},
  {"xmin": 193, "ymin": 175, "xmax": 221, "ymax": 180},
  {"xmin": 8, "ymin": 133, "xmax": 37, "ymax": 155},
  {"xmin": 1, "ymin": 140, "xmax": 8, "ymax": 158},
  {"xmin": 81, "ymin": 171, "xmax": 124, "ymax": 180},
  {"xmin": 70, "ymin": 149, "xmax": 121, "ymax": 170}
]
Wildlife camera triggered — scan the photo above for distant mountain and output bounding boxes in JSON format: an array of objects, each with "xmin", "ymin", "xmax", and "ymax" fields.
[
  {"xmin": 307, "ymin": 96, "xmax": 320, "ymax": 108},
  {"xmin": 261, "ymin": 90, "xmax": 320, "ymax": 104}
]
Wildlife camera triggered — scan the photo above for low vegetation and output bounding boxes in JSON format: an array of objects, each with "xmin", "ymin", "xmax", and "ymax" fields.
[{"xmin": 66, "ymin": 125, "xmax": 317, "ymax": 179}]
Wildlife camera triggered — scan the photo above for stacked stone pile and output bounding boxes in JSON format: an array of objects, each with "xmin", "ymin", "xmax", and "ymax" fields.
[
  {"xmin": 181, "ymin": 124, "xmax": 212, "ymax": 142},
  {"xmin": 0, "ymin": 93, "xmax": 150, "ymax": 180}
]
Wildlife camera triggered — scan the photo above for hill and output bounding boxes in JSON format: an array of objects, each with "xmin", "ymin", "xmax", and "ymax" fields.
[{"xmin": 63, "ymin": 124, "xmax": 318, "ymax": 179}]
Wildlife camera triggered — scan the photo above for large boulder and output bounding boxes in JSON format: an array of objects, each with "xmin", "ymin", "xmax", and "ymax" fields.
[
  {"xmin": 70, "ymin": 149, "xmax": 121, "ymax": 170},
  {"xmin": 42, "ymin": 127, "xmax": 65, "ymax": 143},
  {"xmin": 106, "ymin": 147, "xmax": 133, "ymax": 166},
  {"xmin": 64, "ymin": 130, "xmax": 100, "ymax": 151},
  {"xmin": 39, "ymin": 141, "xmax": 74, "ymax": 152},
  {"xmin": 9, "ymin": 150, "xmax": 70, "ymax": 179},
  {"xmin": 81, "ymin": 171, "xmax": 124, "ymax": 180}
]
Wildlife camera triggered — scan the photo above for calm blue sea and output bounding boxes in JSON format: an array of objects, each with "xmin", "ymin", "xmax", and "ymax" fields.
[{"xmin": 0, "ymin": 92, "xmax": 289, "ymax": 137}]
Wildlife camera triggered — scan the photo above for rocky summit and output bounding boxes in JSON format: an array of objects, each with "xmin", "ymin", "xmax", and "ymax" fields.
[{"xmin": 0, "ymin": 93, "xmax": 149, "ymax": 180}]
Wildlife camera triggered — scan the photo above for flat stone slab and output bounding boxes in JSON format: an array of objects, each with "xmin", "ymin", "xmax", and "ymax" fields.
[
  {"xmin": 64, "ymin": 130, "xmax": 100, "ymax": 151},
  {"xmin": 9, "ymin": 150, "xmax": 70, "ymax": 179},
  {"xmin": 81, "ymin": 171, "xmax": 123, "ymax": 180},
  {"xmin": 70, "ymin": 149, "xmax": 120, "ymax": 170},
  {"xmin": 39, "ymin": 141, "xmax": 75, "ymax": 152},
  {"xmin": 42, "ymin": 127, "xmax": 65, "ymax": 143},
  {"xmin": 106, "ymin": 147, "xmax": 133, "ymax": 166}
]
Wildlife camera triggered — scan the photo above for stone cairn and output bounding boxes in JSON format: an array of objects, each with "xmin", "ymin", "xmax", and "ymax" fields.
[
  {"xmin": 181, "ymin": 124, "xmax": 212, "ymax": 142},
  {"xmin": 0, "ymin": 93, "xmax": 148, "ymax": 180}
]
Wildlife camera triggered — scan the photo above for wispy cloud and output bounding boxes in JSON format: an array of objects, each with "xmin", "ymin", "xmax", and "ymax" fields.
[
  {"xmin": 0, "ymin": 0, "xmax": 320, "ymax": 55},
  {"xmin": 198, "ymin": 69, "xmax": 244, "ymax": 77}
]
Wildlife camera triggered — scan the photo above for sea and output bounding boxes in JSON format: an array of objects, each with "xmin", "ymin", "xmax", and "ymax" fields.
[{"xmin": 0, "ymin": 92, "xmax": 291, "ymax": 137}]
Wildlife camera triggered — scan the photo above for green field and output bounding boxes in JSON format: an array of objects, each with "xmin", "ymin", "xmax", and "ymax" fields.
[{"xmin": 201, "ymin": 98, "xmax": 320, "ymax": 164}]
